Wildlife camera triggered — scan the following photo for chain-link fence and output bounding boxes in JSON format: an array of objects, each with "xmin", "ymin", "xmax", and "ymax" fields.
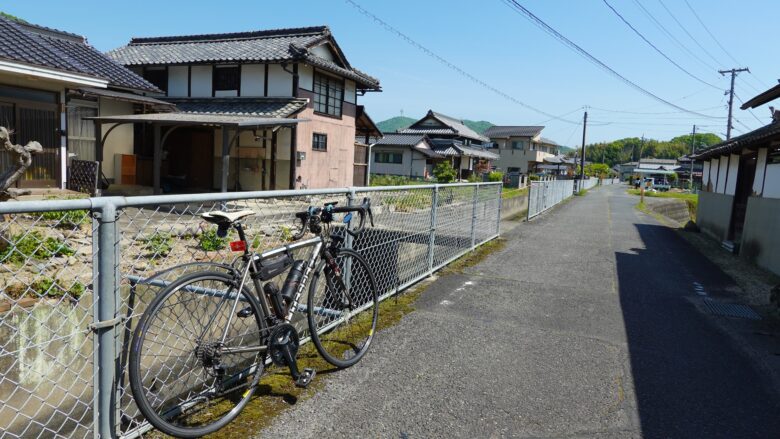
[
  {"xmin": 527, "ymin": 180, "xmax": 575, "ymax": 220},
  {"xmin": 0, "ymin": 182, "xmax": 501, "ymax": 438}
]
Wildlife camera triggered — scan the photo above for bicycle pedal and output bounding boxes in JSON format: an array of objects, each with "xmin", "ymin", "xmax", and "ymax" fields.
[
  {"xmin": 236, "ymin": 306, "xmax": 254, "ymax": 318},
  {"xmin": 294, "ymin": 368, "xmax": 316, "ymax": 388}
]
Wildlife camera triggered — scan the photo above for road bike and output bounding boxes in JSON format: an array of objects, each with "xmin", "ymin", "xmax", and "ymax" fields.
[{"xmin": 128, "ymin": 198, "xmax": 378, "ymax": 438}]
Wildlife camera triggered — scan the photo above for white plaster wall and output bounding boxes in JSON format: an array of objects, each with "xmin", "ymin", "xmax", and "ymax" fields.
[
  {"xmin": 267, "ymin": 64, "xmax": 292, "ymax": 96},
  {"xmin": 299, "ymin": 64, "xmax": 314, "ymax": 90},
  {"xmin": 241, "ymin": 64, "xmax": 265, "ymax": 96},
  {"xmin": 190, "ymin": 65, "xmax": 212, "ymax": 97},
  {"xmin": 764, "ymin": 163, "xmax": 780, "ymax": 199},
  {"xmin": 99, "ymin": 98, "xmax": 134, "ymax": 180},
  {"xmin": 371, "ymin": 148, "xmax": 411, "ymax": 176},
  {"xmin": 716, "ymin": 157, "xmax": 728, "ymax": 193},
  {"xmin": 753, "ymin": 147, "xmax": 768, "ymax": 196},
  {"xmin": 702, "ymin": 160, "xmax": 710, "ymax": 190},
  {"xmin": 725, "ymin": 153, "xmax": 739, "ymax": 195},
  {"xmin": 344, "ymin": 80, "xmax": 356, "ymax": 104},
  {"xmin": 167, "ymin": 66, "xmax": 188, "ymax": 97},
  {"xmin": 311, "ymin": 45, "xmax": 335, "ymax": 61}
]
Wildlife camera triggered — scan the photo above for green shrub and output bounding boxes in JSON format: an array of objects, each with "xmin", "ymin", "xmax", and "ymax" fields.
[
  {"xmin": 433, "ymin": 162, "xmax": 457, "ymax": 183},
  {"xmin": 529, "ymin": 175, "xmax": 540, "ymax": 181},
  {"xmin": 369, "ymin": 174, "xmax": 426, "ymax": 187},
  {"xmin": 0, "ymin": 231, "xmax": 74, "ymax": 264},
  {"xmin": 41, "ymin": 209, "xmax": 89, "ymax": 228},
  {"xmin": 466, "ymin": 173, "xmax": 481, "ymax": 183},
  {"xmin": 199, "ymin": 228, "xmax": 227, "ymax": 251},
  {"xmin": 145, "ymin": 232, "xmax": 173, "ymax": 258},
  {"xmin": 487, "ymin": 171, "xmax": 504, "ymax": 182}
]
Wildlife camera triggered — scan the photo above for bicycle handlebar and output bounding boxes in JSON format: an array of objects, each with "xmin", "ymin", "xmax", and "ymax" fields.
[{"xmin": 291, "ymin": 197, "xmax": 373, "ymax": 241}]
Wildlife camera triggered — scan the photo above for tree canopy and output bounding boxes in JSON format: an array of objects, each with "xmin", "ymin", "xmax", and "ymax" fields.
[{"xmin": 568, "ymin": 133, "xmax": 722, "ymax": 167}]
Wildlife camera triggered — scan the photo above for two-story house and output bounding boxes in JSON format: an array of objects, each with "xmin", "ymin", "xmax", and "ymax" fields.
[
  {"xmin": 389, "ymin": 110, "xmax": 497, "ymax": 179},
  {"xmin": 0, "ymin": 15, "xmax": 169, "ymax": 191},
  {"xmin": 484, "ymin": 126, "xmax": 558, "ymax": 175},
  {"xmin": 108, "ymin": 26, "xmax": 381, "ymax": 191}
]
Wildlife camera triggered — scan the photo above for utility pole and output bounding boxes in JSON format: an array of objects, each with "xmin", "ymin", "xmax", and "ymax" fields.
[
  {"xmin": 719, "ymin": 67, "xmax": 749, "ymax": 140},
  {"xmin": 579, "ymin": 111, "xmax": 587, "ymax": 181},
  {"xmin": 689, "ymin": 124, "xmax": 696, "ymax": 190}
]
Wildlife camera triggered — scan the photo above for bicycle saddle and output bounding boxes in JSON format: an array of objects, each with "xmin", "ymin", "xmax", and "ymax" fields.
[{"xmin": 201, "ymin": 209, "xmax": 255, "ymax": 224}]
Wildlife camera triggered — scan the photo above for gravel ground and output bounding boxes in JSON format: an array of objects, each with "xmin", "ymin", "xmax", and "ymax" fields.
[{"xmin": 259, "ymin": 184, "xmax": 780, "ymax": 439}]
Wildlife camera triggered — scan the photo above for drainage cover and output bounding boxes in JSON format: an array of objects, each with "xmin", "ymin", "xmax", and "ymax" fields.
[{"xmin": 702, "ymin": 298, "xmax": 761, "ymax": 320}]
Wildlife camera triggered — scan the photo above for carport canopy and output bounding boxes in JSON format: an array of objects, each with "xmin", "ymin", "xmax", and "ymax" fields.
[{"xmin": 86, "ymin": 113, "xmax": 305, "ymax": 194}]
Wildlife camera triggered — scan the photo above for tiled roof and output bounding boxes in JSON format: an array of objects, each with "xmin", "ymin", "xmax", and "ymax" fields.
[
  {"xmin": 108, "ymin": 26, "xmax": 380, "ymax": 90},
  {"xmin": 483, "ymin": 125, "xmax": 544, "ymax": 138},
  {"xmin": 429, "ymin": 138, "xmax": 498, "ymax": 160},
  {"xmin": 165, "ymin": 97, "xmax": 309, "ymax": 118},
  {"xmin": 374, "ymin": 133, "xmax": 427, "ymax": 146},
  {"xmin": 0, "ymin": 17, "xmax": 160, "ymax": 93},
  {"xmin": 373, "ymin": 133, "xmax": 442, "ymax": 158},
  {"xmin": 402, "ymin": 110, "xmax": 489, "ymax": 143},
  {"xmin": 692, "ymin": 121, "xmax": 780, "ymax": 160}
]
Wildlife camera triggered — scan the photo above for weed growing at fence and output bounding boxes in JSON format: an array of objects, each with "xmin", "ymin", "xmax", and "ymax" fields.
[
  {"xmin": 41, "ymin": 209, "xmax": 90, "ymax": 228},
  {"xmin": 502, "ymin": 187, "xmax": 528, "ymax": 199},
  {"xmin": 144, "ymin": 232, "xmax": 173, "ymax": 258},
  {"xmin": 199, "ymin": 229, "xmax": 227, "ymax": 251},
  {"xmin": 576, "ymin": 189, "xmax": 589, "ymax": 196},
  {"xmin": 5, "ymin": 277, "xmax": 86, "ymax": 300},
  {"xmin": 369, "ymin": 174, "xmax": 427, "ymax": 186},
  {"xmin": 0, "ymin": 231, "xmax": 74, "ymax": 264}
]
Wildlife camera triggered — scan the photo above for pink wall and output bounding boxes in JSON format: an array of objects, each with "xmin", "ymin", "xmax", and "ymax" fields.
[{"xmin": 295, "ymin": 89, "xmax": 357, "ymax": 189}]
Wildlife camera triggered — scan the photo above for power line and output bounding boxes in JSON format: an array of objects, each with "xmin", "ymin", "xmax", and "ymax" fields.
[
  {"xmin": 342, "ymin": 0, "xmax": 580, "ymax": 125},
  {"xmin": 601, "ymin": 0, "xmax": 719, "ymax": 89},
  {"xmin": 631, "ymin": 0, "xmax": 717, "ymax": 72},
  {"xmin": 500, "ymin": 0, "xmax": 720, "ymax": 119},
  {"xmin": 734, "ymin": 93, "xmax": 767, "ymax": 126},
  {"xmin": 586, "ymin": 104, "xmax": 725, "ymax": 116},
  {"xmin": 656, "ymin": 0, "xmax": 722, "ymax": 68},
  {"xmin": 682, "ymin": 0, "xmax": 738, "ymax": 66}
]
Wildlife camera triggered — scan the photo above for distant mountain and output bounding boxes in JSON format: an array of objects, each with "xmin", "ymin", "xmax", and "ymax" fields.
[
  {"xmin": 376, "ymin": 116, "xmax": 416, "ymax": 133},
  {"xmin": 376, "ymin": 116, "xmax": 495, "ymax": 135}
]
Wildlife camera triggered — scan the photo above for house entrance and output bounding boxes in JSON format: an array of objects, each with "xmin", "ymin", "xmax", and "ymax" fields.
[{"xmin": 729, "ymin": 151, "xmax": 757, "ymax": 245}]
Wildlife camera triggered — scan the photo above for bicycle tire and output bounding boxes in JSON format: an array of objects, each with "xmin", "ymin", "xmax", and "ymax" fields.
[
  {"xmin": 307, "ymin": 249, "xmax": 378, "ymax": 368},
  {"xmin": 128, "ymin": 271, "xmax": 266, "ymax": 438}
]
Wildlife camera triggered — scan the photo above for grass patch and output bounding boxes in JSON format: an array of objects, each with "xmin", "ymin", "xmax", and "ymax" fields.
[
  {"xmin": 502, "ymin": 187, "xmax": 528, "ymax": 199},
  {"xmin": 628, "ymin": 189, "xmax": 698, "ymax": 222},
  {"xmin": 576, "ymin": 189, "xmax": 588, "ymax": 196},
  {"xmin": 144, "ymin": 232, "xmax": 173, "ymax": 259},
  {"xmin": 41, "ymin": 209, "xmax": 90, "ymax": 228},
  {"xmin": 369, "ymin": 175, "xmax": 428, "ymax": 187}
]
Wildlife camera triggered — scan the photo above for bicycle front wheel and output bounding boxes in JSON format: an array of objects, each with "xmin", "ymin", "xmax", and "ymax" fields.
[
  {"xmin": 128, "ymin": 271, "xmax": 266, "ymax": 438},
  {"xmin": 307, "ymin": 249, "xmax": 378, "ymax": 368}
]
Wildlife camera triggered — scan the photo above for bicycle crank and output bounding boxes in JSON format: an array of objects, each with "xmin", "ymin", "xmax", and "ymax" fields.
[{"xmin": 268, "ymin": 323, "xmax": 316, "ymax": 388}]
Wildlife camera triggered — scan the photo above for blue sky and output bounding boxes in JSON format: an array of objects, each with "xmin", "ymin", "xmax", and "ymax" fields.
[{"xmin": 5, "ymin": 0, "xmax": 778, "ymax": 145}]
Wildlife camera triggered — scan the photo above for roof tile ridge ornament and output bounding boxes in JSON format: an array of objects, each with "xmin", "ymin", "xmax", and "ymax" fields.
[{"xmin": 128, "ymin": 26, "xmax": 330, "ymax": 45}]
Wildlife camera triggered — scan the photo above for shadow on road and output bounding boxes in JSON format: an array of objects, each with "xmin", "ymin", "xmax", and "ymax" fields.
[{"xmin": 615, "ymin": 223, "xmax": 780, "ymax": 438}]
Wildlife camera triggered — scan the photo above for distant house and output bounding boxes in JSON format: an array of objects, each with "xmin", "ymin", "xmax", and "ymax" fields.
[
  {"xmin": 109, "ymin": 26, "xmax": 381, "ymax": 191},
  {"xmin": 0, "ymin": 16, "xmax": 171, "ymax": 191},
  {"xmin": 539, "ymin": 154, "xmax": 578, "ymax": 176},
  {"xmin": 616, "ymin": 162, "xmax": 638, "ymax": 181},
  {"xmin": 484, "ymin": 126, "xmax": 557, "ymax": 175},
  {"xmin": 392, "ymin": 110, "xmax": 497, "ymax": 179},
  {"xmin": 369, "ymin": 133, "xmax": 442, "ymax": 179},
  {"xmin": 692, "ymin": 82, "xmax": 780, "ymax": 276}
]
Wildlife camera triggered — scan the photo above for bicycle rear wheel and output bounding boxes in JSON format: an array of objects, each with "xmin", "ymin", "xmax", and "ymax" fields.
[
  {"xmin": 128, "ymin": 271, "xmax": 266, "ymax": 438},
  {"xmin": 307, "ymin": 249, "xmax": 378, "ymax": 368}
]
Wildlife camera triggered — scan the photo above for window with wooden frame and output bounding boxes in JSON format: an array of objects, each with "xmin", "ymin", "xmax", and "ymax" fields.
[
  {"xmin": 375, "ymin": 152, "xmax": 403, "ymax": 164},
  {"xmin": 313, "ymin": 72, "xmax": 344, "ymax": 117},
  {"xmin": 312, "ymin": 133, "xmax": 327, "ymax": 151},
  {"xmin": 214, "ymin": 65, "xmax": 240, "ymax": 92}
]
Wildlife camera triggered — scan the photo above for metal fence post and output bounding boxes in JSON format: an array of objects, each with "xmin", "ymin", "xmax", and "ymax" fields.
[
  {"xmin": 496, "ymin": 183, "xmax": 502, "ymax": 236},
  {"xmin": 428, "ymin": 185, "xmax": 438, "ymax": 275},
  {"xmin": 92, "ymin": 201, "xmax": 119, "ymax": 439},
  {"xmin": 470, "ymin": 185, "xmax": 478, "ymax": 249}
]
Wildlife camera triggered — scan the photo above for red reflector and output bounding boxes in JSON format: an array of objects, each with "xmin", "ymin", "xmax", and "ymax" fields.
[{"xmin": 229, "ymin": 240, "xmax": 247, "ymax": 252}]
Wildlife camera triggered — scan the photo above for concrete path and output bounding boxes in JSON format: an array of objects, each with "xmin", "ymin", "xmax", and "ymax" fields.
[{"xmin": 261, "ymin": 185, "xmax": 780, "ymax": 438}]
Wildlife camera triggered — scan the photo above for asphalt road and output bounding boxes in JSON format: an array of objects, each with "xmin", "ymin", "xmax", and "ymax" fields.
[{"xmin": 261, "ymin": 184, "xmax": 780, "ymax": 438}]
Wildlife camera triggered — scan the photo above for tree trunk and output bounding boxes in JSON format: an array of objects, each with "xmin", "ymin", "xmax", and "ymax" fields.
[{"xmin": 0, "ymin": 126, "xmax": 43, "ymax": 202}]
